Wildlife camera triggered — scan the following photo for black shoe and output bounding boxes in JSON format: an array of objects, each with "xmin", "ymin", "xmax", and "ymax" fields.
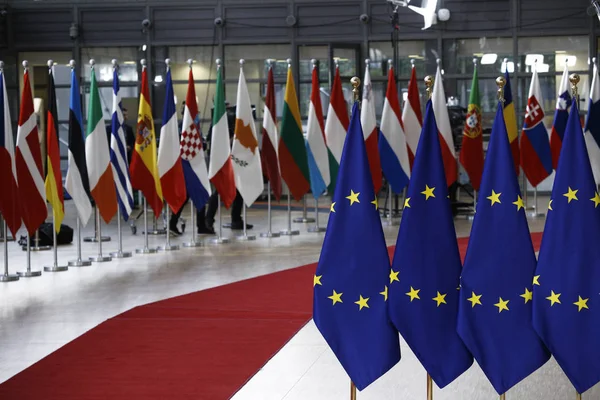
[
  {"xmin": 230, "ymin": 221, "xmax": 253, "ymax": 230},
  {"xmin": 197, "ymin": 226, "xmax": 215, "ymax": 235},
  {"xmin": 169, "ymin": 226, "xmax": 182, "ymax": 236}
]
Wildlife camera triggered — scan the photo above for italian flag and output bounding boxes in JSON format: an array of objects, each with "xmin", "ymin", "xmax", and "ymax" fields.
[{"xmin": 86, "ymin": 66, "xmax": 117, "ymax": 223}]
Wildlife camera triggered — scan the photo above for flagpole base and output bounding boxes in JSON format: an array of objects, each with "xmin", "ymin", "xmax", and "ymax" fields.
[
  {"xmin": 280, "ymin": 229, "xmax": 300, "ymax": 236},
  {"xmin": 68, "ymin": 259, "xmax": 92, "ymax": 267},
  {"xmin": 260, "ymin": 231, "xmax": 280, "ymax": 238},
  {"xmin": 308, "ymin": 226, "xmax": 326, "ymax": 233},
  {"xmin": 158, "ymin": 244, "xmax": 180, "ymax": 251},
  {"xmin": 183, "ymin": 241, "xmax": 203, "ymax": 248},
  {"xmin": 0, "ymin": 274, "xmax": 19, "ymax": 282},
  {"xmin": 89, "ymin": 255, "xmax": 112, "ymax": 263},
  {"xmin": 43, "ymin": 265, "xmax": 68, "ymax": 272},
  {"xmin": 136, "ymin": 247, "xmax": 158, "ymax": 254},
  {"xmin": 293, "ymin": 217, "xmax": 315, "ymax": 223},
  {"xmin": 24, "ymin": 245, "xmax": 51, "ymax": 252},
  {"xmin": 211, "ymin": 237, "xmax": 230, "ymax": 244},
  {"xmin": 109, "ymin": 251, "xmax": 133, "ymax": 258},
  {"xmin": 83, "ymin": 236, "xmax": 111, "ymax": 242},
  {"xmin": 17, "ymin": 270, "xmax": 42, "ymax": 278},
  {"xmin": 144, "ymin": 229, "xmax": 166, "ymax": 236},
  {"xmin": 235, "ymin": 234, "xmax": 256, "ymax": 241},
  {"xmin": 526, "ymin": 211, "xmax": 546, "ymax": 219}
]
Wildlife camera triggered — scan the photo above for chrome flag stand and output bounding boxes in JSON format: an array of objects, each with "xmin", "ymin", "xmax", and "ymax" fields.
[
  {"xmin": 260, "ymin": 182, "xmax": 280, "ymax": 238},
  {"xmin": 236, "ymin": 204, "xmax": 256, "ymax": 241},
  {"xmin": 293, "ymin": 195, "xmax": 315, "ymax": 223},
  {"xmin": 136, "ymin": 197, "xmax": 158, "ymax": 254},
  {"xmin": 183, "ymin": 204, "xmax": 203, "ymax": 247},
  {"xmin": 89, "ymin": 208, "xmax": 111, "ymax": 262},
  {"xmin": 158, "ymin": 206, "xmax": 179, "ymax": 251},
  {"xmin": 308, "ymin": 197, "xmax": 326, "ymax": 233},
  {"xmin": 17, "ymin": 232, "xmax": 42, "ymax": 277},
  {"xmin": 68, "ymin": 218, "xmax": 92, "ymax": 266},
  {"xmin": 211, "ymin": 195, "xmax": 230, "ymax": 244},
  {"xmin": 280, "ymin": 189, "xmax": 299, "ymax": 236},
  {"xmin": 0, "ymin": 221, "xmax": 18, "ymax": 282},
  {"xmin": 43, "ymin": 212, "xmax": 68, "ymax": 272},
  {"xmin": 84, "ymin": 206, "xmax": 111, "ymax": 242},
  {"xmin": 110, "ymin": 208, "xmax": 132, "ymax": 258}
]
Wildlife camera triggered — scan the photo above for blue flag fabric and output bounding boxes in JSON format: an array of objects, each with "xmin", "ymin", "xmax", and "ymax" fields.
[
  {"xmin": 389, "ymin": 100, "xmax": 472, "ymax": 388},
  {"xmin": 313, "ymin": 101, "xmax": 400, "ymax": 391},
  {"xmin": 533, "ymin": 100, "xmax": 600, "ymax": 394},
  {"xmin": 457, "ymin": 102, "xmax": 550, "ymax": 394}
]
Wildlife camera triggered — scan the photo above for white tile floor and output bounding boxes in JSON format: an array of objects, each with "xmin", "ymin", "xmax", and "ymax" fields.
[{"xmin": 2, "ymin": 198, "xmax": 597, "ymax": 399}]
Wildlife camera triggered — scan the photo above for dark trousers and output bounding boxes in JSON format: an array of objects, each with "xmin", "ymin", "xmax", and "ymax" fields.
[{"xmin": 170, "ymin": 190, "xmax": 243, "ymax": 229}]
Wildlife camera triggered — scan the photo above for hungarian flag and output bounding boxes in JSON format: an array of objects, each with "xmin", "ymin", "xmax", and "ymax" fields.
[
  {"xmin": 0, "ymin": 67, "xmax": 21, "ymax": 237},
  {"xmin": 432, "ymin": 63, "xmax": 457, "ymax": 186},
  {"xmin": 503, "ymin": 70, "xmax": 520, "ymax": 174},
  {"xmin": 305, "ymin": 62, "xmax": 329, "ymax": 199},
  {"xmin": 180, "ymin": 68, "xmax": 210, "ymax": 210},
  {"xmin": 158, "ymin": 67, "xmax": 187, "ymax": 213},
  {"xmin": 459, "ymin": 64, "xmax": 484, "ymax": 191},
  {"xmin": 260, "ymin": 65, "xmax": 282, "ymax": 201},
  {"xmin": 360, "ymin": 62, "xmax": 383, "ymax": 193},
  {"xmin": 86, "ymin": 64, "xmax": 117, "ymax": 223},
  {"xmin": 130, "ymin": 64, "xmax": 163, "ymax": 216},
  {"xmin": 232, "ymin": 63, "xmax": 263, "ymax": 206},
  {"xmin": 549, "ymin": 65, "xmax": 571, "ymax": 170},
  {"xmin": 16, "ymin": 67, "xmax": 47, "ymax": 235},
  {"xmin": 403, "ymin": 64, "xmax": 423, "ymax": 169},
  {"xmin": 279, "ymin": 65, "xmax": 310, "ymax": 201},
  {"xmin": 45, "ymin": 66, "xmax": 65, "ymax": 231},
  {"xmin": 208, "ymin": 63, "xmax": 236, "ymax": 209},
  {"xmin": 324, "ymin": 66, "xmax": 348, "ymax": 194}
]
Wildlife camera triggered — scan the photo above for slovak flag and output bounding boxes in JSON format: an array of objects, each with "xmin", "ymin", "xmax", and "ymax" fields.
[
  {"xmin": 180, "ymin": 67, "xmax": 211, "ymax": 210},
  {"xmin": 520, "ymin": 67, "xmax": 552, "ymax": 187},
  {"xmin": 549, "ymin": 65, "xmax": 571, "ymax": 170},
  {"xmin": 585, "ymin": 61, "xmax": 600, "ymax": 184}
]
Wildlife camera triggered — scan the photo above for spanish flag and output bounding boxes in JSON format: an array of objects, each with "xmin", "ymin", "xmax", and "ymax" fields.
[
  {"xmin": 503, "ymin": 69, "xmax": 520, "ymax": 174},
  {"xmin": 45, "ymin": 66, "xmax": 65, "ymax": 231},
  {"xmin": 130, "ymin": 63, "xmax": 163, "ymax": 216}
]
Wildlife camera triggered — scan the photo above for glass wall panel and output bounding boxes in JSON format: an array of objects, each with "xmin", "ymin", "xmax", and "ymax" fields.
[
  {"xmin": 369, "ymin": 40, "xmax": 434, "ymax": 78},
  {"xmin": 443, "ymin": 37, "xmax": 513, "ymax": 75},
  {"xmin": 223, "ymin": 44, "xmax": 290, "ymax": 81},
  {"xmin": 299, "ymin": 45, "xmax": 329, "ymax": 82},
  {"xmin": 80, "ymin": 47, "xmax": 140, "ymax": 82},
  {"xmin": 518, "ymin": 36, "xmax": 588, "ymax": 74}
]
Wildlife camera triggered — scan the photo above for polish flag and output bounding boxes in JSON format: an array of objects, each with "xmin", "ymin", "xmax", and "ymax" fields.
[
  {"xmin": 360, "ymin": 60, "xmax": 383, "ymax": 193},
  {"xmin": 432, "ymin": 62, "xmax": 457, "ymax": 186}
]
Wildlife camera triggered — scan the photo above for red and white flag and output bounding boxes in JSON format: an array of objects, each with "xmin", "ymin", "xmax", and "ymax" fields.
[
  {"xmin": 432, "ymin": 62, "xmax": 457, "ymax": 186},
  {"xmin": 360, "ymin": 60, "xmax": 383, "ymax": 193},
  {"xmin": 16, "ymin": 65, "xmax": 47, "ymax": 235},
  {"xmin": 260, "ymin": 65, "xmax": 282, "ymax": 200},
  {"xmin": 324, "ymin": 66, "xmax": 348, "ymax": 193},
  {"xmin": 403, "ymin": 63, "xmax": 423, "ymax": 169}
]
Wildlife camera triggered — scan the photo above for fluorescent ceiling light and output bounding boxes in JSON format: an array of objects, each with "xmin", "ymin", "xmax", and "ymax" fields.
[
  {"xmin": 123, "ymin": 61, "xmax": 136, "ymax": 65},
  {"xmin": 154, "ymin": 74, "xmax": 163, "ymax": 83},
  {"xmin": 480, "ymin": 53, "xmax": 498, "ymax": 65},
  {"xmin": 556, "ymin": 54, "xmax": 577, "ymax": 67},
  {"xmin": 501, "ymin": 61, "xmax": 514, "ymax": 73},
  {"xmin": 536, "ymin": 63, "xmax": 550, "ymax": 73},
  {"xmin": 525, "ymin": 54, "xmax": 544, "ymax": 66}
]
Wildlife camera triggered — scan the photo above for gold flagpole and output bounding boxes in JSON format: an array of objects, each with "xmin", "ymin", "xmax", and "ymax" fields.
[
  {"xmin": 499, "ymin": 394, "xmax": 506, "ymax": 400},
  {"xmin": 576, "ymin": 392, "xmax": 582, "ymax": 400},
  {"xmin": 571, "ymin": 70, "xmax": 581, "ymax": 400},
  {"xmin": 426, "ymin": 374, "xmax": 433, "ymax": 400},
  {"xmin": 424, "ymin": 75, "xmax": 434, "ymax": 400},
  {"xmin": 350, "ymin": 382, "xmax": 357, "ymax": 400}
]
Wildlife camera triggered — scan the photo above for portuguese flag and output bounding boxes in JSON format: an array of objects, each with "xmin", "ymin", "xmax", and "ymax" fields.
[
  {"xmin": 459, "ymin": 65, "xmax": 484, "ymax": 191},
  {"xmin": 279, "ymin": 66, "xmax": 310, "ymax": 200}
]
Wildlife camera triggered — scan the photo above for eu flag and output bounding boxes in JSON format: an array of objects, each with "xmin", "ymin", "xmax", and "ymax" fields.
[
  {"xmin": 389, "ymin": 100, "xmax": 472, "ymax": 388},
  {"xmin": 533, "ymin": 99, "xmax": 600, "ymax": 394},
  {"xmin": 457, "ymin": 101, "xmax": 550, "ymax": 395},
  {"xmin": 313, "ymin": 101, "xmax": 400, "ymax": 391}
]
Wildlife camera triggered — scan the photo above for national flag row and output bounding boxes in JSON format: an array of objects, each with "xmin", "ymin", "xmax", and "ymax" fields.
[{"xmin": 314, "ymin": 73, "xmax": 600, "ymax": 397}]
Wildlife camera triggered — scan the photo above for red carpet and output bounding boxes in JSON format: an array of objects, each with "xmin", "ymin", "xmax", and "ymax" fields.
[{"xmin": 0, "ymin": 232, "xmax": 544, "ymax": 399}]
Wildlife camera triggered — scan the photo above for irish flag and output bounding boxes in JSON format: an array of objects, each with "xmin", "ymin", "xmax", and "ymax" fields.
[
  {"xmin": 208, "ymin": 62, "xmax": 236, "ymax": 209},
  {"xmin": 361, "ymin": 61, "xmax": 383, "ymax": 193},
  {"xmin": 324, "ymin": 66, "xmax": 348, "ymax": 195},
  {"xmin": 279, "ymin": 63, "xmax": 310, "ymax": 201},
  {"xmin": 86, "ymin": 63, "xmax": 117, "ymax": 223},
  {"xmin": 305, "ymin": 62, "xmax": 329, "ymax": 199}
]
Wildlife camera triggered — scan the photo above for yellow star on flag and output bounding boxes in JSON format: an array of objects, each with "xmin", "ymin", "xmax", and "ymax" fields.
[
  {"xmin": 574, "ymin": 296, "xmax": 589, "ymax": 312},
  {"xmin": 494, "ymin": 297, "xmax": 510, "ymax": 313},
  {"xmin": 591, "ymin": 193, "xmax": 600, "ymax": 208},
  {"xmin": 546, "ymin": 290, "xmax": 561, "ymax": 306},
  {"xmin": 380, "ymin": 286, "xmax": 389, "ymax": 301},
  {"xmin": 487, "ymin": 190, "xmax": 502, "ymax": 206},
  {"xmin": 563, "ymin": 187, "xmax": 578, "ymax": 203},
  {"xmin": 371, "ymin": 197, "xmax": 378, "ymax": 209},
  {"xmin": 467, "ymin": 291, "xmax": 482, "ymax": 308},
  {"xmin": 406, "ymin": 286, "xmax": 421, "ymax": 302},
  {"xmin": 533, "ymin": 275, "xmax": 540, "ymax": 286},
  {"xmin": 330, "ymin": 202, "xmax": 336, "ymax": 213},
  {"xmin": 404, "ymin": 197, "xmax": 411, "ymax": 208},
  {"xmin": 548, "ymin": 199, "xmax": 553, "ymax": 211},
  {"xmin": 328, "ymin": 290, "xmax": 343, "ymax": 305},
  {"xmin": 520, "ymin": 288, "xmax": 533, "ymax": 303},
  {"xmin": 421, "ymin": 185, "xmax": 436, "ymax": 200},
  {"xmin": 355, "ymin": 295, "xmax": 370, "ymax": 310},
  {"xmin": 346, "ymin": 190, "xmax": 360, "ymax": 205},
  {"xmin": 432, "ymin": 291, "xmax": 447, "ymax": 307},
  {"xmin": 389, "ymin": 269, "xmax": 400, "ymax": 284},
  {"xmin": 513, "ymin": 195, "xmax": 524, "ymax": 211},
  {"xmin": 313, "ymin": 275, "xmax": 322, "ymax": 287}
]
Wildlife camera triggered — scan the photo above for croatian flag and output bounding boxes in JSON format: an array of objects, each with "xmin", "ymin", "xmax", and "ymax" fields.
[
  {"xmin": 585, "ymin": 61, "xmax": 600, "ymax": 184},
  {"xmin": 549, "ymin": 65, "xmax": 571, "ymax": 170},
  {"xmin": 305, "ymin": 62, "xmax": 329, "ymax": 199},
  {"xmin": 110, "ymin": 66, "xmax": 134, "ymax": 221},
  {"xmin": 379, "ymin": 65, "xmax": 410, "ymax": 193},
  {"xmin": 520, "ymin": 68, "xmax": 552, "ymax": 187},
  {"xmin": 180, "ymin": 68, "xmax": 210, "ymax": 209}
]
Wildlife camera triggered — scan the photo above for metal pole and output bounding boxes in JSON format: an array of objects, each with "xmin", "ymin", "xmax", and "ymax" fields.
[
  {"xmin": 236, "ymin": 204, "xmax": 256, "ymax": 241},
  {"xmin": 576, "ymin": 393, "xmax": 582, "ymax": 400},
  {"xmin": 308, "ymin": 197, "xmax": 326, "ymax": 232},
  {"xmin": 260, "ymin": 182, "xmax": 280, "ymax": 238},
  {"xmin": 280, "ymin": 190, "xmax": 299, "ymax": 235},
  {"xmin": 17, "ymin": 232, "xmax": 41, "ymax": 277},
  {"xmin": 387, "ymin": 183, "xmax": 393, "ymax": 224},
  {"xmin": 136, "ymin": 196, "xmax": 157, "ymax": 253},
  {"xmin": 110, "ymin": 207, "xmax": 133, "ymax": 258},
  {"xmin": 293, "ymin": 195, "xmax": 315, "ymax": 223},
  {"xmin": 28, "ymin": 228, "xmax": 51, "ymax": 251},
  {"xmin": 427, "ymin": 374, "xmax": 433, "ymax": 400},
  {"xmin": 84, "ymin": 206, "xmax": 111, "ymax": 242},
  {"xmin": 43, "ymin": 212, "xmax": 68, "ymax": 271},
  {"xmin": 159, "ymin": 206, "xmax": 180, "ymax": 250},
  {"xmin": 69, "ymin": 218, "xmax": 92, "ymax": 266},
  {"xmin": 211, "ymin": 195, "xmax": 230, "ymax": 244},
  {"xmin": 90, "ymin": 208, "xmax": 111, "ymax": 262},
  {"xmin": 183, "ymin": 203, "xmax": 203, "ymax": 247},
  {"xmin": 0, "ymin": 221, "xmax": 18, "ymax": 281},
  {"xmin": 499, "ymin": 394, "xmax": 506, "ymax": 400},
  {"xmin": 350, "ymin": 381, "xmax": 357, "ymax": 400}
]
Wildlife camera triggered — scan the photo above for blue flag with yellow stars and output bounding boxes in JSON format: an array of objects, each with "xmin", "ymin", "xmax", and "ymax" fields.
[
  {"xmin": 532, "ymin": 99, "xmax": 600, "ymax": 394},
  {"xmin": 457, "ymin": 101, "xmax": 550, "ymax": 395},
  {"xmin": 313, "ymin": 101, "xmax": 401, "ymax": 391},
  {"xmin": 388, "ymin": 100, "xmax": 472, "ymax": 388}
]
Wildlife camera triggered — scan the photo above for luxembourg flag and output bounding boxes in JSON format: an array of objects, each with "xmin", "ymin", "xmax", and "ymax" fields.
[
  {"xmin": 432, "ymin": 61, "xmax": 457, "ymax": 186},
  {"xmin": 549, "ymin": 65, "xmax": 571, "ymax": 170},
  {"xmin": 585, "ymin": 61, "xmax": 600, "ymax": 184},
  {"xmin": 379, "ymin": 65, "xmax": 410, "ymax": 193},
  {"xmin": 361, "ymin": 60, "xmax": 383, "ymax": 193},
  {"xmin": 520, "ymin": 67, "xmax": 552, "ymax": 187},
  {"xmin": 158, "ymin": 65, "xmax": 187, "ymax": 213},
  {"xmin": 180, "ymin": 67, "xmax": 210, "ymax": 210},
  {"xmin": 305, "ymin": 62, "xmax": 329, "ymax": 199}
]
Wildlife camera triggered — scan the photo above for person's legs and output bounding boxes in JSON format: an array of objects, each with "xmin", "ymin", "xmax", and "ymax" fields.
[
  {"xmin": 230, "ymin": 190, "xmax": 252, "ymax": 230},
  {"xmin": 169, "ymin": 197, "xmax": 188, "ymax": 235},
  {"xmin": 204, "ymin": 192, "xmax": 219, "ymax": 229},
  {"xmin": 196, "ymin": 203, "xmax": 215, "ymax": 234}
]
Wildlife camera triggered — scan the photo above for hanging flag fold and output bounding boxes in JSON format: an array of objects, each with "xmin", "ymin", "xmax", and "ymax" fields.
[
  {"xmin": 313, "ymin": 101, "xmax": 401, "ymax": 391},
  {"xmin": 584, "ymin": 62, "xmax": 600, "ymax": 184},
  {"xmin": 550, "ymin": 65, "xmax": 571, "ymax": 170},
  {"xmin": 360, "ymin": 62, "xmax": 383, "ymax": 193},
  {"xmin": 324, "ymin": 66, "xmax": 348, "ymax": 195},
  {"xmin": 403, "ymin": 64, "xmax": 423, "ymax": 169},
  {"xmin": 459, "ymin": 64, "xmax": 484, "ymax": 191},
  {"xmin": 432, "ymin": 63, "xmax": 457, "ymax": 187},
  {"xmin": 503, "ymin": 70, "xmax": 520, "ymax": 174},
  {"xmin": 260, "ymin": 65, "xmax": 282, "ymax": 201},
  {"xmin": 306, "ymin": 63, "xmax": 330, "ymax": 199}
]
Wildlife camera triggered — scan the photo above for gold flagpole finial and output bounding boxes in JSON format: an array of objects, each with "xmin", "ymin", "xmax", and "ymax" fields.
[
  {"xmin": 351, "ymin": 76, "xmax": 361, "ymax": 103},
  {"xmin": 569, "ymin": 73, "xmax": 580, "ymax": 104},
  {"xmin": 424, "ymin": 75, "xmax": 434, "ymax": 99},
  {"xmin": 496, "ymin": 76, "xmax": 506, "ymax": 103}
]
